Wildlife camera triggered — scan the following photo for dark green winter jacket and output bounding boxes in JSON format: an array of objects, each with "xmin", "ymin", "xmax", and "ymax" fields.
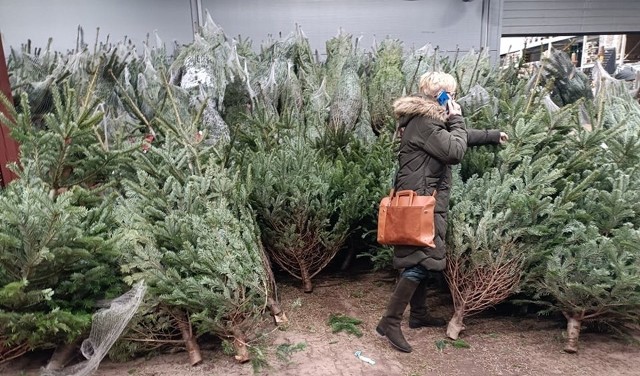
[{"xmin": 391, "ymin": 95, "xmax": 501, "ymax": 272}]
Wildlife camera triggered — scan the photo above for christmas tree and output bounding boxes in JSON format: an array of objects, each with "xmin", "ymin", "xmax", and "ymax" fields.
[
  {"xmin": 116, "ymin": 84, "xmax": 275, "ymax": 364},
  {"xmin": 0, "ymin": 84, "xmax": 126, "ymax": 367},
  {"xmin": 243, "ymin": 135, "xmax": 370, "ymax": 292},
  {"xmin": 447, "ymin": 52, "xmax": 640, "ymax": 352}
]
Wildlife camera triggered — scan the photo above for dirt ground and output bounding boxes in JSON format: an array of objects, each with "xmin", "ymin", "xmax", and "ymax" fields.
[{"xmin": 3, "ymin": 270, "xmax": 640, "ymax": 376}]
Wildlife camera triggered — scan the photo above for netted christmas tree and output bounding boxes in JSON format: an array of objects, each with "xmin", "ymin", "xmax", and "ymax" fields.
[
  {"xmin": 540, "ymin": 48, "xmax": 593, "ymax": 107},
  {"xmin": 116, "ymin": 85, "xmax": 276, "ymax": 364},
  {"xmin": 223, "ymin": 29, "xmax": 387, "ymax": 286},
  {"xmin": 324, "ymin": 32, "xmax": 354, "ymax": 99},
  {"xmin": 401, "ymin": 44, "xmax": 433, "ymax": 94},
  {"xmin": 368, "ymin": 39, "xmax": 405, "ymax": 135},
  {"xmin": 453, "ymin": 48, "xmax": 493, "ymax": 97},
  {"xmin": 328, "ymin": 57, "xmax": 363, "ymax": 133}
]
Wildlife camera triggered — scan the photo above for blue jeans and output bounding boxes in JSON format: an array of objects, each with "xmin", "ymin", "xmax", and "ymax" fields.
[{"xmin": 401, "ymin": 264, "xmax": 429, "ymax": 283}]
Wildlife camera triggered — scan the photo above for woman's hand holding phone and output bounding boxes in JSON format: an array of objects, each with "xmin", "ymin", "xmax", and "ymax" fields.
[{"xmin": 446, "ymin": 99, "xmax": 462, "ymax": 117}]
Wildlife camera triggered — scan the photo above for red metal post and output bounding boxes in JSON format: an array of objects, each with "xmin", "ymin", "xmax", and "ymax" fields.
[{"xmin": 0, "ymin": 33, "xmax": 20, "ymax": 186}]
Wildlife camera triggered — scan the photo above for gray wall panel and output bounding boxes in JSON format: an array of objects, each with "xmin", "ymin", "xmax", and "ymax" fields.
[
  {"xmin": 506, "ymin": 0, "xmax": 640, "ymax": 11},
  {"xmin": 503, "ymin": 0, "xmax": 640, "ymax": 35},
  {"xmin": 0, "ymin": 0, "xmax": 193, "ymax": 54},
  {"xmin": 200, "ymin": 0, "xmax": 491, "ymax": 57},
  {"xmin": 1, "ymin": 0, "xmax": 501, "ymax": 61}
]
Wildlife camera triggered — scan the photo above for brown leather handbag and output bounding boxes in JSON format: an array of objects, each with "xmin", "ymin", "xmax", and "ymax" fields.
[{"xmin": 377, "ymin": 189, "xmax": 437, "ymax": 248}]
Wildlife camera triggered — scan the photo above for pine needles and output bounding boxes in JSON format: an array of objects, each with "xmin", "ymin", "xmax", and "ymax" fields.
[{"xmin": 328, "ymin": 314, "xmax": 363, "ymax": 337}]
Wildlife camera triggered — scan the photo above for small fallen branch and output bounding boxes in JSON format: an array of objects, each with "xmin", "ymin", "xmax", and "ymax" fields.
[{"xmin": 327, "ymin": 314, "xmax": 363, "ymax": 337}]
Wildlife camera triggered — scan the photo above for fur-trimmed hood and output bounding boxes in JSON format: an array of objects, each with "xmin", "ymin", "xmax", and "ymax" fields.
[{"xmin": 393, "ymin": 95, "xmax": 448, "ymax": 126}]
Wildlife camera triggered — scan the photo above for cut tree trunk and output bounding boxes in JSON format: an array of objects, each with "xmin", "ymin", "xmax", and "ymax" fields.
[
  {"xmin": 563, "ymin": 314, "xmax": 582, "ymax": 354},
  {"xmin": 267, "ymin": 297, "xmax": 288, "ymax": 325},
  {"xmin": 176, "ymin": 312, "xmax": 202, "ymax": 366},
  {"xmin": 446, "ymin": 308, "xmax": 466, "ymax": 340},
  {"xmin": 45, "ymin": 338, "xmax": 81, "ymax": 371},
  {"xmin": 300, "ymin": 263, "xmax": 313, "ymax": 293},
  {"xmin": 259, "ymin": 243, "xmax": 288, "ymax": 325},
  {"xmin": 231, "ymin": 328, "xmax": 250, "ymax": 363}
]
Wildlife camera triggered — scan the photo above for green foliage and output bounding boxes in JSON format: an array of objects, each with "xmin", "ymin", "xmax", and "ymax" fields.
[
  {"xmin": 435, "ymin": 338, "xmax": 472, "ymax": 350},
  {"xmin": 227, "ymin": 103, "xmax": 297, "ymax": 157},
  {"xmin": 7, "ymin": 19, "xmax": 640, "ymax": 360},
  {"xmin": 533, "ymin": 224, "xmax": 640, "ymax": 324},
  {"xmin": 327, "ymin": 314, "xmax": 363, "ymax": 337},
  {"xmin": 451, "ymin": 338, "xmax": 471, "ymax": 349},
  {"xmin": 116, "ymin": 88, "xmax": 269, "ymax": 354},
  {"xmin": 358, "ymin": 245, "xmax": 393, "ymax": 271},
  {"xmin": 0, "ymin": 79, "xmax": 126, "ymax": 356},
  {"xmin": 250, "ymin": 343, "xmax": 269, "ymax": 374},
  {"xmin": 221, "ymin": 339, "xmax": 235, "ymax": 356},
  {"xmin": 275, "ymin": 342, "xmax": 307, "ymax": 363},
  {"xmin": 108, "ymin": 303, "xmax": 180, "ymax": 362},
  {"xmin": 328, "ymin": 133, "xmax": 396, "ymax": 268},
  {"xmin": 453, "ymin": 50, "xmax": 640, "ymax": 332},
  {"xmin": 0, "ymin": 178, "xmax": 120, "ymax": 350},
  {"xmin": 0, "ymin": 308, "xmax": 91, "ymax": 349},
  {"xmin": 244, "ymin": 133, "xmax": 373, "ymax": 289},
  {"xmin": 118, "ymin": 169, "xmax": 268, "ymax": 329},
  {"xmin": 1, "ymin": 84, "xmax": 130, "ymax": 191}
]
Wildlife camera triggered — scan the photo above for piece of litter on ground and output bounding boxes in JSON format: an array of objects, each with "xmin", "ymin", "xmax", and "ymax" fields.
[{"xmin": 354, "ymin": 350, "xmax": 376, "ymax": 365}]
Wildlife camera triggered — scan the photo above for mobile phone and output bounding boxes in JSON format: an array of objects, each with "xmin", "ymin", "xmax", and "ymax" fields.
[{"xmin": 436, "ymin": 90, "xmax": 450, "ymax": 106}]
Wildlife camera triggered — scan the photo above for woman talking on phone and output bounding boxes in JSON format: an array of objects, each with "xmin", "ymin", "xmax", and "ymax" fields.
[{"xmin": 376, "ymin": 72, "xmax": 509, "ymax": 353}]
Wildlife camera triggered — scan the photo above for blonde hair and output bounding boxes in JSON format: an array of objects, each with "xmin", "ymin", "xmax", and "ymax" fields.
[{"xmin": 418, "ymin": 72, "xmax": 457, "ymax": 97}]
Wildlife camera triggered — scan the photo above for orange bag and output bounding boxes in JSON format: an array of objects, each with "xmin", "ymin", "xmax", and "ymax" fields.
[{"xmin": 377, "ymin": 189, "xmax": 437, "ymax": 248}]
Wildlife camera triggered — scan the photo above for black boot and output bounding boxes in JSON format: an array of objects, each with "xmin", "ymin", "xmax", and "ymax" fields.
[
  {"xmin": 376, "ymin": 278, "xmax": 419, "ymax": 353},
  {"xmin": 408, "ymin": 279, "xmax": 446, "ymax": 329}
]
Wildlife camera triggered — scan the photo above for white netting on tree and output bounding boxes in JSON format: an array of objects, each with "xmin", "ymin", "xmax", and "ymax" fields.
[
  {"xmin": 328, "ymin": 59, "xmax": 362, "ymax": 132},
  {"xmin": 542, "ymin": 94, "xmax": 561, "ymax": 113},
  {"xmin": 455, "ymin": 48, "xmax": 492, "ymax": 95},
  {"xmin": 250, "ymin": 58, "xmax": 289, "ymax": 114},
  {"xmin": 304, "ymin": 78, "xmax": 330, "ymax": 139},
  {"xmin": 402, "ymin": 44, "xmax": 434, "ymax": 94},
  {"xmin": 458, "ymin": 84, "xmax": 496, "ymax": 115},
  {"xmin": 324, "ymin": 31, "xmax": 354, "ymax": 98},
  {"xmin": 592, "ymin": 61, "xmax": 640, "ymax": 135},
  {"xmin": 279, "ymin": 60, "xmax": 305, "ymax": 121},
  {"xmin": 40, "ymin": 282, "xmax": 146, "ymax": 376},
  {"xmin": 368, "ymin": 39, "xmax": 405, "ymax": 135},
  {"xmin": 168, "ymin": 12, "xmax": 243, "ymax": 144}
]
